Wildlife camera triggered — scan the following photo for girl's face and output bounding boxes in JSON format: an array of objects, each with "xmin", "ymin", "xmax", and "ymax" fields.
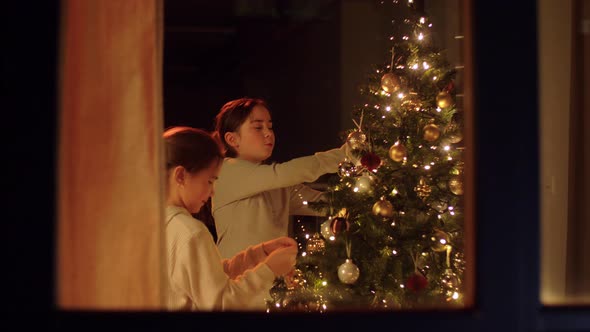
[
  {"xmin": 233, "ymin": 105, "xmax": 275, "ymax": 163},
  {"xmin": 179, "ymin": 159, "xmax": 221, "ymax": 214}
]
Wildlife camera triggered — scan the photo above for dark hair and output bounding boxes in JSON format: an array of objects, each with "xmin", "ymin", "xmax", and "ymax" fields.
[
  {"xmin": 163, "ymin": 126, "xmax": 223, "ymax": 174},
  {"xmin": 163, "ymin": 126, "xmax": 223, "ymax": 237},
  {"xmin": 213, "ymin": 97, "xmax": 270, "ymax": 158}
]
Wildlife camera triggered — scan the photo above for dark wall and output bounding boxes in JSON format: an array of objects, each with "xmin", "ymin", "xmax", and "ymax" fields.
[{"xmin": 164, "ymin": 0, "xmax": 342, "ymax": 162}]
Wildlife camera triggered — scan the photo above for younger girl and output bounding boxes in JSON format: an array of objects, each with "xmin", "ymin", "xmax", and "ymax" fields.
[
  {"xmin": 211, "ymin": 97, "xmax": 351, "ymax": 259},
  {"xmin": 163, "ymin": 126, "xmax": 297, "ymax": 311}
]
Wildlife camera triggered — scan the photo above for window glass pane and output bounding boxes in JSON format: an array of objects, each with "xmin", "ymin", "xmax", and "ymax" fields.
[
  {"xmin": 164, "ymin": 0, "xmax": 472, "ymax": 311},
  {"xmin": 540, "ymin": 0, "xmax": 590, "ymax": 305}
]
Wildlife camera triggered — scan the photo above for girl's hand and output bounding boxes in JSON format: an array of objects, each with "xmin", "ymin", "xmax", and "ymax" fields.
[{"xmin": 262, "ymin": 236, "xmax": 297, "ymax": 255}]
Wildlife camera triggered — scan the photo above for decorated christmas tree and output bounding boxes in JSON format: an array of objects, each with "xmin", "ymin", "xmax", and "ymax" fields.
[{"xmin": 267, "ymin": 0, "xmax": 466, "ymax": 312}]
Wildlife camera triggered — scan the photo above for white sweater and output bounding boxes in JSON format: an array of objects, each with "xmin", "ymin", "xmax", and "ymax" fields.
[
  {"xmin": 165, "ymin": 205, "xmax": 275, "ymax": 311},
  {"xmin": 212, "ymin": 144, "xmax": 348, "ymax": 259}
]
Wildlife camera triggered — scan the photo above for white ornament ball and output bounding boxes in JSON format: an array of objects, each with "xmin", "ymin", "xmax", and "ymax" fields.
[
  {"xmin": 354, "ymin": 174, "xmax": 373, "ymax": 193},
  {"xmin": 338, "ymin": 258, "xmax": 360, "ymax": 284},
  {"xmin": 320, "ymin": 218, "xmax": 335, "ymax": 240}
]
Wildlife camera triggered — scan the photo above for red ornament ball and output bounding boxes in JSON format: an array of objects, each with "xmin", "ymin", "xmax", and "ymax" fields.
[
  {"xmin": 330, "ymin": 217, "xmax": 350, "ymax": 235},
  {"xmin": 406, "ymin": 272, "xmax": 428, "ymax": 292},
  {"xmin": 360, "ymin": 152, "xmax": 382, "ymax": 171}
]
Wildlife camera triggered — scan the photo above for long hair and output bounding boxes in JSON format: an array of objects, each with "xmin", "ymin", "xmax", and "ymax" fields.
[{"xmin": 163, "ymin": 126, "xmax": 223, "ymax": 239}]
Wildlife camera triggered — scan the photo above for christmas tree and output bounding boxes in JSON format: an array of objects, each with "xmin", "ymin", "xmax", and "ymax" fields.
[{"xmin": 267, "ymin": 0, "xmax": 466, "ymax": 312}]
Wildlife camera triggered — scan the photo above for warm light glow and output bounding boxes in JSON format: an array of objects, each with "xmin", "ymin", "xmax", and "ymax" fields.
[
  {"xmin": 397, "ymin": 93, "xmax": 405, "ymax": 99},
  {"xmin": 303, "ymin": 200, "xmax": 308, "ymax": 205},
  {"xmin": 436, "ymin": 107, "xmax": 442, "ymax": 112},
  {"xmin": 433, "ymin": 76, "xmax": 438, "ymax": 81},
  {"xmin": 391, "ymin": 188, "xmax": 398, "ymax": 195},
  {"xmin": 420, "ymin": 17, "xmax": 425, "ymax": 24},
  {"xmin": 418, "ymin": 33, "xmax": 424, "ymax": 40},
  {"xmin": 444, "ymin": 145, "xmax": 450, "ymax": 151},
  {"xmin": 452, "ymin": 292, "xmax": 460, "ymax": 300},
  {"xmin": 424, "ymin": 165, "xmax": 431, "ymax": 170},
  {"xmin": 411, "ymin": 63, "xmax": 419, "ymax": 70},
  {"xmin": 422, "ymin": 61, "xmax": 429, "ymax": 69},
  {"xmin": 386, "ymin": 106, "xmax": 391, "ymax": 112}
]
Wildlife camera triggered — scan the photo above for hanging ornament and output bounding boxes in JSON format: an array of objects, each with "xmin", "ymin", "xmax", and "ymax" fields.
[
  {"xmin": 360, "ymin": 151, "xmax": 382, "ymax": 171},
  {"xmin": 338, "ymin": 258, "xmax": 360, "ymax": 284},
  {"xmin": 380, "ymin": 72, "xmax": 402, "ymax": 93},
  {"xmin": 441, "ymin": 268, "xmax": 461, "ymax": 302},
  {"xmin": 441, "ymin": 268, "xmax": 460, "ymax": 290},
  {"xmin": 372, "ymin": 196, "xmax": 394, "ymax": 218},
  {"xmin": 436, "ymin": 91, "xmax": 453, "ymax": 109},
  {"xmin": 306, "ymin": 233, "xmax": 326, "ymax": 255},
  {"xmin": 320, "ymin": 218, "xmax": 335, "ymax": 240},
  {"xmin": 414, "ymin": 177, "xmax": 432, "ymax": 199},
  {"xmin": 338, "ymin": 241, "xmax": 360, "ymax": 284},
  {"xmin": 401, "ymin": 95, "xmax": 422, "ymax": 111},
  {"xmin": 406, "ymin": 271, "xmax": 428, "ymax": 292},
  {"xmin": 338, "ymin": 160, "xmax": 358, "ymax": 178},
  {"xmin": 448, "ymin": 175, "xmax": 464, "ymax": 195},
  {"xmin": 430, "ymin": 200, "xmax": 448, "ymax": 213},
  {"xmin": 388, "ymin": 141, "xmax": 407, "ymax": 162},
  {"xmin": 423, "ymin": 123, "xmax": 441, "ymax": 142},
  {"xmin": 284, "ymin": 268, "xmax": 305, "ymax": 290},
  {"xmin": 354, "ymin": 173, "xmax": 373, "ymax": 193},
  {"xmin": 445, "ymin": 121, "xmax": 463, "ymax": 144},
  {"xmin": 448, "ymin": 131, "xmax": 463, "ymax": 144},
  {"xmin": 347, "ymin": 130, "xmax": 367, "ymax": 150},
  {"xmin": 430, "ymin": 229, "xmax": 450, "ymax": 252},
  {"xmin": 330, "ymin": 217, "xmax": 350, "ymax": 235}
]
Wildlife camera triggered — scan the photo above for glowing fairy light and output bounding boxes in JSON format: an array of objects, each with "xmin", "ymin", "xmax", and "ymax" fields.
[
  {"xmin": 391, "ymin": 188, "xmax": 398, "ymax": 195},
  {"xmin": 436, "ymin": 107, "xmax": 442, "ymax": 112},
  {"xmin": 398, "ymin": 93, "xmax": 405, "ymax": 99},
  {"xmin": 448, "ymin": 156, "xmax": 453, "ymax": 160},
  {"xmin": 420, "ymin": 17, "xmax": 425, "ymax": 24},
  {"xmin": 418, "ymin": 33, "xmax": 424, "ymax": 40},
  {"xmin": 422, "ymin": 61, "xmax": 430, "ymax": 69},
  {"xmin": 411, "ymin": 63, "xmax": 419, "ymax": 70},
  {"xmin": 433, "ymin": 76, "xmax": 438, "ymax": 81},
  {"xmin": 403, "ymin": 35, "xmax": 409, "ymax": 40},
  {"xmin": 382, "ymin": 115, "xmax": 386, "ymax": 119},
  {"xmin": 303, "ymin": 200, "xmax": 308, "ymax": 205},
  {"xmin": 444, "ymin": 145, "xmax": 451, "ymax": 151},
  {"xmin": 386, "ymin": 106, "xmax": 391, "ymax": 112},
  {"xmin": 424, "ymin": 165, "xmax": 431, "ymax": 170}
]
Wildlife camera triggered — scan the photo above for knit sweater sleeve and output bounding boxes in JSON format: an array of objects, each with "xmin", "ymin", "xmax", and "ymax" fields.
[
  {"xmin": 222, "ymin": 243, "xmax": 268, "ymax": 279},
  {"xmin": 214, "ymin": 143, "xmax": 349, "ymax": 209},
  {"xmin": 169, "ymin": 225, "xmax": 275, "ymax": 311}
]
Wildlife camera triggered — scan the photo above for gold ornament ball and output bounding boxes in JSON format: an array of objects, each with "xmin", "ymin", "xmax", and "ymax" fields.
[
  {"xmin": 381, "ymin": 72, "xmax": 401, "ymax": 93},
  {"xmin": 436, "ymin": 91, "xmax": 453, "ymax": 108},
  {"xmin": 388, "ymin": 142, "xmax": 407, "ymax": 162},
  {"xmin": 372, "ymin": 198, "xmax": 394, "ymax": 217},
  {"xmin": 423, "ymin": 123, "xmax": 441, "ymax": 142},
  {"xmin": 448, "ymin": 175, "xmax": 464, "ymax": 195},
  {"xmin": 448, "ymin": 131, "xmax": 463, "ymax": 144},
  {"xmin": 401, "ymin": 96, "xmax": 422, "ymax": 111},
  {"xmin": 347, "ymin": 130, "xmax": 367, "ymax": 150}
]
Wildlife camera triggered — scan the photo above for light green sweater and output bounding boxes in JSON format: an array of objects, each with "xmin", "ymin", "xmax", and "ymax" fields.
[{"xmin": 212, "ymin": 144, "xmax": 348, "ymax": 260}]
